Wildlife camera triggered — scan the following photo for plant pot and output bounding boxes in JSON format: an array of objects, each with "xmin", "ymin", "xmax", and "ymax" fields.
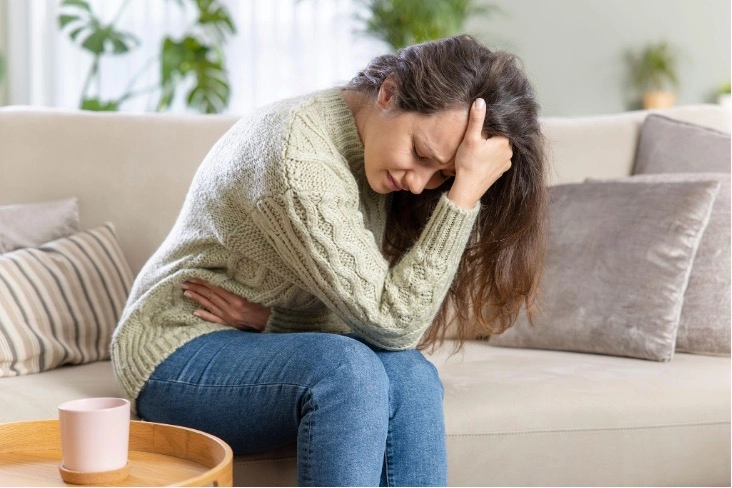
[
  {"xmin": 643, "ymin": 91, "xmax": 676, "ymax": 109},
  {"xmin": 717, "ymin": 93, "xmax": 731, "ymax": 109}
]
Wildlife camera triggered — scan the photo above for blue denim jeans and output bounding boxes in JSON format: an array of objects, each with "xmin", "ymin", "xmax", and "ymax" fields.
[{"xmin": 136, "ymin": 329, "xmax": 447, "ymax": 486}]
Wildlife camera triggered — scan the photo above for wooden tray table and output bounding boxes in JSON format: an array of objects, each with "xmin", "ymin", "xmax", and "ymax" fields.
[{"xmin": 0, "ymin": 419, "xmax": 233, "ymax": 486}]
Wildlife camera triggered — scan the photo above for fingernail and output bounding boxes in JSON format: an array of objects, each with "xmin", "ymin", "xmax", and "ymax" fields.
[
  {"xmin": 184, "ymin": 291, "xmax": 192, "ymax": 298},
  {"xmin": 193, "ymin": 310, "xmax": 201, "ymax": 318},
  {"xmin": 181, "ymin": 282, "xmax": 189, "ymax": 289},
  {"xmin": 475, "ymin": 98, "xmax": 485, "ymax": 109}
]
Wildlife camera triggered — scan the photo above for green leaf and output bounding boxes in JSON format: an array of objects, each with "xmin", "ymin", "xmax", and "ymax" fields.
[
  {"xmin": 158, "ymin": 37, "xmax": 190, "ymax": 109},
  {"xmin": 58, "ymin": 14, "xmax": 80, "ymax": 29},
  {"xmin": 187, "ymin": 58, "xmax": 229, "ymax": 113},
  {"xmin": 62, "ymin": 0, "xmax": 92, "ymax": 12},
  {"xmin": 359, "ymin": 0, "xmax": 483, "ymax": 50},
  {"xmin": 81, "ymin": 29, "xmax": 108, "ymax": 54},
  {"xmin": 160, "ymin": 37, "xmax": 186, "ymax": 84},
  {"xmin": 69, "ymin": 26, "xmax": 87, "ymax": 42},
  {"xmin": 196, "ymin": 0, "xmax": 215, "ymax": 12},
  {"xmin": 628, "ymin": 41, "xmax": 679, "ymax": 91},
  {"xmin": 196, "ymin": 0, "xmax": 236, "ymax": 41},
  {"xmin": 156, "ymin": 83, "xmax": 177, "ymax": 111},
  {"xmin": 108, "ymin": 30, "xmax": 140, "ymax": 54},
  {"xmin": 78, "ymin": 26, "xmax": 139, "ymax": 56},
  {"xmin": 110, "ymin": 38, "xmax": 129, "ymax": 54},
  {"xmin": 158, "ymin": 35, "xmax": 230, "ymax": 113},
  {"xmin": 81, "ymin": 98, "xmax": 119, "ymax": 111}
]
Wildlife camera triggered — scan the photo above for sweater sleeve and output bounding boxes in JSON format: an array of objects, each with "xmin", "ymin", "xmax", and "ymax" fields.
[{"xmin": 256, "ymin": 187, "xmax": 479, "ymax": 350}]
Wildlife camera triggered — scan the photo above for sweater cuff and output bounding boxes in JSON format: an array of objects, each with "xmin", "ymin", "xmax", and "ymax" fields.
[{"xmin": 415, "ymin": 193, "xmax": 480, "ymax": 258}]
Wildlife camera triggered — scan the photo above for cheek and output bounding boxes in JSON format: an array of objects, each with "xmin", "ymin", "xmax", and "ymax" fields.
[
  {"xmin": 364, "ymin": 139, "xmax": 397, "ymax": 171},
  {"xmin": 424, "ymin": 174, "xmax": 447, "ymax": 190}
]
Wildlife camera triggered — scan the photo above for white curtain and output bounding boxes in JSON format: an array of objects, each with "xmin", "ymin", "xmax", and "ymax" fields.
[{"xmin": 1, "ymin": 0, "xmax": 387, "ymax": 114}]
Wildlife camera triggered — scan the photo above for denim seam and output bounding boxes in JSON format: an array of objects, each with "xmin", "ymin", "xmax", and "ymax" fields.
[
  {"xmin": 146, "ymin": 378, "xmax": 312, "ymax": 390},
  {"xmin": 234, "ymin": 458, "xmax": 297, "ymax": 465},
  {"xmin": 383, "ymin": 382, "xmax": 395, "ymax": 487},
  {"xmin": 383, "ymin": 447, "xmax": 392, "ymax": 487},
  {"xmin": 301, "ymin": 389, "xmax": 316, "ymax": 486}
]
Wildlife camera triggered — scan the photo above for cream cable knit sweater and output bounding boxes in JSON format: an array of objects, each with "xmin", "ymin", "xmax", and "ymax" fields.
[{"xmin": 111, "ymin": 88, "xmax": 479, "ymax": 412}]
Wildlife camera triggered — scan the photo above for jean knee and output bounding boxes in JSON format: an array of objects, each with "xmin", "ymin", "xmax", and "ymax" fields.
[
  {"xmin": 387, "ymin": 349, "xmax": 444, "ymax": 402},
  {"xmin": 308, "ymin": 334, "xmax": 390, "ymax": 410}
]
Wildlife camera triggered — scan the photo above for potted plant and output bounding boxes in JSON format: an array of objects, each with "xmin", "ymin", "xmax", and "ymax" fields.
[
  {"xmin": 627, "ymin": 41, "xmax": 680, "ymax": 109},
  {"xmin": 717, "ymin": 81, "xmax": 731, "ymax": 109},
  {"xmin": 58, "ymin": 0, "xmax": 235, "ymax": 113},
  {"xmin": 356, "ymin": 0, "xmax": 496, "ymax": 51},
  {"xmin": 0, "ymin": 51, "xmax": 5, "ymax": 88}
]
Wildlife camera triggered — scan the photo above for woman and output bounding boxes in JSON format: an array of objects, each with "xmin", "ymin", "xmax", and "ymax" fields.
[{"xmin": 111, "ymin": 35, "xmax": 546, "ymax": 486}]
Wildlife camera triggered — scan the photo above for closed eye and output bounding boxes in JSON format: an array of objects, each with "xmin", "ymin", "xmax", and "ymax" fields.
[{"xmin": 413, "ymin": 145, "xmax": 429, "ymax": 162}]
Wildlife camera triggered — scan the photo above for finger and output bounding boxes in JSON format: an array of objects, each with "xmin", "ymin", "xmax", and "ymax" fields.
[
  {"xmin": 466, "ymin": 98, "xmax": 487, "ymax": 140},
  {"xmin": 183, "ymin": 281, "xmax": 231, "ymax": 308},
  {"xmin": 193, "ymin": 308, "xmax": 226, "ymax": 325},
  {"xmin": 185, "ymin": 279, "xmax": 246, "ymax": 307},
  {"xmin": 201, "ymin": 283, "xmax": 242, "ymax": 304},
  {"xmin": 184, "ymin": 289, "xmax": 226, "ymax": 318}
]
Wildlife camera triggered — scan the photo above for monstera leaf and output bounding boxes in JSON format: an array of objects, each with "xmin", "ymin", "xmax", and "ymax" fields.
[
  {"xmin": 158, "ymin": 36, "xmax": 229, "ymax": 113},
  {"xmin": 195, "ymin": 0, "xmax": 236, "ymax": 42},
  {"xmin": 81, "ymin": 98, "xmax": 120, "ymax": 111},
  {"xmin": 58, "ymin": 0, "xmax": 139, "ymax": 56},
  {"xmin": 57, "ymin": 0, "xmax": 234, "ymax": 113},
  {"xmin": 188, "ymin": 57, "xmax": 229, "ymax": 114}
]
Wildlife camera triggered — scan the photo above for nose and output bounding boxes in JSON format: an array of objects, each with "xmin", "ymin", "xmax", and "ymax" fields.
[{"xmin": 406, "ymin": 168, "xmax": 444, "ymax": 194}]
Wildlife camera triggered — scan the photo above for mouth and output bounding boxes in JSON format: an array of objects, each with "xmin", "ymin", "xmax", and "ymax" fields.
[{"xmin": 387, "ymin": 172, "xmax": 402, "ymax": 192}]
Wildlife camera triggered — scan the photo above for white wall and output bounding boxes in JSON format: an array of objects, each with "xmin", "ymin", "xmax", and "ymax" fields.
[
  {"xmin": 467, "ymin": 0, "xmax": 731, "ymax": 116},
  {"xmin": 0, "ymin": 0, "xmax": 383, "ymax": 114}
]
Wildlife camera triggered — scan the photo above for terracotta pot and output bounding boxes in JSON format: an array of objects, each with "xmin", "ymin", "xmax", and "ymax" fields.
[{"xmin": 643, "ymin": 91, "xmax": 676, "ymax": 109}]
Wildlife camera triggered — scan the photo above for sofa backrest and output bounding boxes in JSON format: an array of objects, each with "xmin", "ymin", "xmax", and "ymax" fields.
[
  {"xmin": 1, "ymin": 103, "xmax": 729, "ymax": 274},
  {"xmin": 541, "ymin": 104, "xmax": 730, "ymax": 185},
  {"xmin": 0, "ymin": 108, "xmax": 237, "ymax": 273}
]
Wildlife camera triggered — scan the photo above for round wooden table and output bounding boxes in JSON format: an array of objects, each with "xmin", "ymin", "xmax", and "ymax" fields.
[{"xmin": 0, "ymin": 419, "xmax": 233, "ymax": 486}]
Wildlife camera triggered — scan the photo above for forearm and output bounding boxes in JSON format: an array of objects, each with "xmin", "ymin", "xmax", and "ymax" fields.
[{"xmin": 258, "ymin": 192, "xmax": 479, "ymax": 349}]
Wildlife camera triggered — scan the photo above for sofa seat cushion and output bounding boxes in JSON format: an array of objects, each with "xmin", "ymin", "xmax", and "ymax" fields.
[
  {"xmin": 431, "ymin": 341, "xmax": 731, "ymax": 486},
  {"xmin": 0, "ymin": 342, "xmax": 728, "ymax": 486}
]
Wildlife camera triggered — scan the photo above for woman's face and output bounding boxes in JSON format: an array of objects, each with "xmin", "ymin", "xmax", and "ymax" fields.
[{"xmin": 359, "ymin": 83, "xmax": 469, "ymax": 195}]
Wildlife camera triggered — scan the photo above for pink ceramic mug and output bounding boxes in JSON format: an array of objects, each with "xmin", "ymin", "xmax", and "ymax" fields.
[{"xmin": 58, "ymin": 397, "xmax": 130, "ymax": 473}]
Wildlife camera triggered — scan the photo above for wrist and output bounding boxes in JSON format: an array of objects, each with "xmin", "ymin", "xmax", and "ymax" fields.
[{"xmin": 447, "ymin": 185, "xmax": 479, "ymax": 210}]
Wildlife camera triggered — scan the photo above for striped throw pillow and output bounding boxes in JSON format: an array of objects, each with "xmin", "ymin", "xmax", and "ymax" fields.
[{"xmin": 0, "ymin": 224, "xmax": 133, "ymax": 377}]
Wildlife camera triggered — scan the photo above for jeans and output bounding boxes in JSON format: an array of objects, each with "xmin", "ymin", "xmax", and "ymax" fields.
[{"xmin": 136, "ymin": 329, "xmax": 447, "ymax": 487}]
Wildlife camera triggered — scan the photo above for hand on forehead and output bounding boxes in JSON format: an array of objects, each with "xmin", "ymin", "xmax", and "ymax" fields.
[{"xmin": 411, "ymin": 108, "xmax": 470, "ymax": 167}]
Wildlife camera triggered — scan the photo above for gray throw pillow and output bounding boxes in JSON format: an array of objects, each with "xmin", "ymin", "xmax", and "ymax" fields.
[
  {"xmin": 488, "ymin": 180, "xmax": 719, "ymax": 361},
  {"xmin": 611, "ymin": 174, "xmax": 730, "ymax": 356},
  {"xmin": 0, "ymin": 198, "xmax": 80, "ymax": 253},
  {"xmin": 633, "ymin": 114, "xmax": 731, "ymax": 174}
]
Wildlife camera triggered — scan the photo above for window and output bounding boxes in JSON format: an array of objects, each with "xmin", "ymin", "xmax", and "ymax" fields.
[{"xmin": 2, "ymin": 0, "xmax": 386, "ymax": 114}]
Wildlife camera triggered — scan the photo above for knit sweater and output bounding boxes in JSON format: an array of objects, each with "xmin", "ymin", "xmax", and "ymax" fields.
[{"xmin": 111, "ymin": 88, "xmax": 479, "ymax": 412}]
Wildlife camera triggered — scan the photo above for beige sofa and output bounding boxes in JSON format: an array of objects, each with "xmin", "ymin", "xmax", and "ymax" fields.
[{"xmin": 0, "ymin": 103, "xmax": 729, "ymax": 486}]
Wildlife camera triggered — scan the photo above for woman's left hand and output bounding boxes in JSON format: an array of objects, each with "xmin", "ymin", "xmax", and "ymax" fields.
[{"xmin": 181, "ymin": 278, "xmax": 271, "ymax": 332}]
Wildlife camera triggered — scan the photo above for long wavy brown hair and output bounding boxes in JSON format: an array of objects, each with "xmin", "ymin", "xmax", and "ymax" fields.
[{"xmin": 345, "ymin": 35, "xmax": 548, "ymax": 351}]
